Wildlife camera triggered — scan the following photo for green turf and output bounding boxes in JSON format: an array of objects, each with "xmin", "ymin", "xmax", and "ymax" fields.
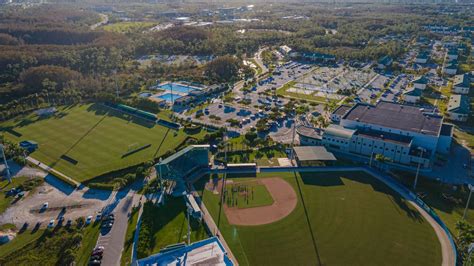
[
  {"xmin": 225, "ymin": 182, "xmax": 274, "ymax": 209},
  {"xmin": 0, "ymin": 103, "xmax": 203, "ymax": 182},
  {"xmin": 196, "ymin": 171, "xmax": 442, "ymax": 266},
  {"xmin": 137, "ymin": 197, "xmax": 209, "ymax": 259},
  {"xmin": 0, "ymin": 176, "xmax": 36, "ymax": 214},
  {"xmin": 0, "ymin": 223, "xmax": 100, "ymax": 265}
]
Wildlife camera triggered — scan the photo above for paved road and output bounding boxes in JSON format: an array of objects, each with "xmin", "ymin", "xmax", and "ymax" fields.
[
  {"xmin": 90, "ymin": 13, "xmax": 108, "ymax": 30},
  {"xmin": 97, "ymin": 192, "xmax": 139, "ymax": 266}
]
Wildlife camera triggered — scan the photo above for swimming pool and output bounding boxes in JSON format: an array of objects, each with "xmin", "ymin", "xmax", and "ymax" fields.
[
  {"xmin": 156, "ymin": 93, "xmax": 182, "ymax": 102},
  {"xmin": 158, "ymin": 83, "xmax": 200, "ymax": 93}
]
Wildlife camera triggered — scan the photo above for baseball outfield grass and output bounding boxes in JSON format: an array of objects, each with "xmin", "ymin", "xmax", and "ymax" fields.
[
  {"xmin": 196, "ymin": 171, "xmax": 442, "ymax": 266},
  {"xmin": 0, "ymin": 103, "xmax": 204, "ymax": 182}
]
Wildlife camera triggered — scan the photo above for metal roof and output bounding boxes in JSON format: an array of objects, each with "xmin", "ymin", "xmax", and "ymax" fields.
[
  {"xmin": 293, "ymin": 146, "xmax": 337, "ymax": 161},
  {"xmin": 324, "ymin": 124, "xmax": 356, "ymax": 139},
  {"xmin": 343, "ymin": 101, "xmax": 443, "ymax": 136}
]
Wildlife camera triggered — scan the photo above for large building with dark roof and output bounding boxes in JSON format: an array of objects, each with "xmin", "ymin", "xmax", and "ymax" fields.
[{"xmin": 321, "ymin": 101, "xmax": 453, "ymax": 169}]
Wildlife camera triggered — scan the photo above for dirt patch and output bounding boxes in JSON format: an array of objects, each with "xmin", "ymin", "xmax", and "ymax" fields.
[{"xmin": 207, "ymin": 177, "xmax": 297, "ymax": 226}]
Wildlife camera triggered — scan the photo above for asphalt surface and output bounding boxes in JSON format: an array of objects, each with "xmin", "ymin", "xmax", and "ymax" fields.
[{"xmin": 96, "ymin": 192, "xmax": 139, "ymax": 266}]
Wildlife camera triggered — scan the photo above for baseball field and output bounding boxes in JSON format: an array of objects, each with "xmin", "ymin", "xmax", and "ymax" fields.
[
  {"xmin": 0, "ymin": 103, "xmax": 203, "ymax": 182},
  {"xmin": 196, "ymin": 171, "xmax": 442, "ymax": 266}
]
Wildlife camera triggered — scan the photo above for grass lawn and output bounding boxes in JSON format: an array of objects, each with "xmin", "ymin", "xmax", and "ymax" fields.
[
  {"xmin": 454, "ymin": 128, "xmax": 474, "ymax": 151},
  {"xmin": 225, "ymin": 181, "xmax": 274, "ymax": 209},
  {"xmin": 137, "ymin": 197, "xmax": 209, "ymax": 259},
  {"xmin": 0, "ymin": 176, "xmax": 43, "ymax": 214},
  {"xmin": 121, "ymin": 206, "xmax": 140, "ymax": 266},
  {"xmin": 0, "ymin": 223, "xmax": 100, "ymax": 265},
  {"xmin": 276, "ymin": 81, "xmax": 326, "ymax": 103},
  {"xmin": 0, "ymin": 229, "xmax": 44, "ymax": 259},
  {"xmin": 0, "ymin": 103, "xmax": 204, "ymax": 182},
  {"xmin": 196, "ymin": 171, "xmax": 442, "ymax": 266}
]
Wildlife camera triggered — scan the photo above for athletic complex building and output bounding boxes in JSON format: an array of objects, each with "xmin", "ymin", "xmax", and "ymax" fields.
[
  {"xmin": 155, "ymin": 145, "xmax": 210, "ymax": 195},
  {"xmin": 298, "ymin": 101, "xmax": 454, "ymax": 169}
]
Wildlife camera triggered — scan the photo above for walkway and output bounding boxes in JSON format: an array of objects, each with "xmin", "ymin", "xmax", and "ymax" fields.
[{"xmin": 26, "ymin": 156, "xmax": 80, "ymax": 187}]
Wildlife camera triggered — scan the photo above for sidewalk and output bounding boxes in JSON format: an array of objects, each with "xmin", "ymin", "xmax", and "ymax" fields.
[{"xmin": 26, "ymin": 156, "xmax": 80, "ymax": 187}]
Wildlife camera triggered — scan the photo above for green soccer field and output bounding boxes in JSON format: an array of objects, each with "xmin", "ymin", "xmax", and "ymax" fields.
[
  {"xmin": 196, "ymin": 171, "xmax": 442, "ymax": 266},
  {"xmin": 0, "ymin": 103, "xmax": 203, "ymax": 182}
]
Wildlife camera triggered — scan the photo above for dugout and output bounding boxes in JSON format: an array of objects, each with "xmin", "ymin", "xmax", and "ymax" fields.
[{"xmin": 293, "ymin": 146, "xmax": 337, "ymax": 166}]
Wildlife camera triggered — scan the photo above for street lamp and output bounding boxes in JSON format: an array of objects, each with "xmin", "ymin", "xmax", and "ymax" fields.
[
  {"xmin": 0, "ymin": 144, "xmax": 11, "ymax": 183},
  {"xmin": 463, "ymin": 184, "xmax": 474, "ymax": 220},
  {"xmin": 413, "ymin": 147, "xmax": 426, "ymax": 191}
]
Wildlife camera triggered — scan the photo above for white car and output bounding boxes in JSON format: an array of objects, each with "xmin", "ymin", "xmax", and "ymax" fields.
[
  {"xmin": 48, "ymin": 219, "xmax": 55, "ymax": 228},
  {"xmin": 85, "ymin": 215, "xmax": 93, "ymax": 225},
  {"xmin": 42, "ymin": 202, "xmax": 49, "ymax": 209}
]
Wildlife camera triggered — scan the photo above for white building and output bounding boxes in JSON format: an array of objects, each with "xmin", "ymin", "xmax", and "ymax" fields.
[
  {"xmin": 413, "ymin": 76, "xmax": 429, "ymax": 90},
  {"xmin": 403, "ymin": 88, "xmax": 422, "ymax": 103},
  {"xmin": 443, "ymin": 62, "xmax": 458, "ymax": 75},
  {"xmin": 279, "ymin": 45, "xmax": 292, "ymax": 56},
  {"xmin": 447, "ymin": 94, "xmax": 470, "ymax": 122},
  {"xmin": 452, "ymin": 74, "xmax": 471, "ymax": 94},
  {"xmin": 321, "ymin": 101, "xmax": 453, "ymax": 169}
]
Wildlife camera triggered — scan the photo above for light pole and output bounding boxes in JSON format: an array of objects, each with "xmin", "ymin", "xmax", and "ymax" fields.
[
  {"xmin": 463, "ymin": 184, "xmax": 474, "ymax": 220},
  {"xmin": 369, "ymin": 143, "xmax": 375, "ymax": 167},
  {"xmin": 413, "ymin": 147, "xmax": 426, "ymax": 191},
  {"xmin": 0, "ymin": 144, "xmax": 11, "ymax": 183}
]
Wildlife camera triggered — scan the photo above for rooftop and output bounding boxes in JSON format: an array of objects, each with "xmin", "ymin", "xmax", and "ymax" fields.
[
  {"xmin": 332, "ymin": 105, "xmax": 352, "ymax": 116},
  {"xmin": 403, "ymin": 87, "xmax": 422, "ymax": 97},
  {"xmin": 378, "ymin": 55, "xmax": 392, "ymax": 65},
  {"xmin": 342, "ymin": 101, "xmax": 443, "ymax": 136},
  {"xmin": 296, "ymin": 125, "xmax": 323, "ymax": 140},
  {"xmin": 356, "ymin": 129, "xmax": 413, "ymax": 146},
  {"xmin": 324, "ymin": 124, "xmax": 357, "ymax": 139},
  {"xmin": 413, "ymin": 76, "xmax": 429, "ymax": 84},
  {"xmin": 448, "ymin": 94, "xmax": 470, "ymax": 114},
  {"xmin": 136, "ymin": 237, "xmax": 233, "ymax": 266},
  {"xmin": 453, "ymin": 74, "xmax": 471, "ymax": 88},
  {"xmin": 293, "ymin": 146, "xmax": 337, "ymax": 161}
]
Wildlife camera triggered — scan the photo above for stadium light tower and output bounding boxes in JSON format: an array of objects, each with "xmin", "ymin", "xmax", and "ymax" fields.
[
  {"xmin": 0, "ymin": 144, "xmax": 11, "ymax": 183},
  {"xmin": 412, "ymin": 147, "xmax": 426, "ymax": 191}
]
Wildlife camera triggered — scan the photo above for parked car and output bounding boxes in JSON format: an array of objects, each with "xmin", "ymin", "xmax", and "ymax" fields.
[
  {"xmin": 48, "ymin": 219, "xmax": 55, "ymax": 228},
  {"xmin": 86, "ymin": 216, "xmax": 93, "ymax": 225}
]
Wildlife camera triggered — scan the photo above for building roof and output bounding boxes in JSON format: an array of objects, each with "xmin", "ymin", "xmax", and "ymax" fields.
[
  {"xmin": 440, "ymin": 123, "xmax": 454, "ymax": 136},
  {"xmin": 403, "ymin": 87, "xmax": 422, "ymax": 97},
  {"xmin": 445, "ymin": 62, "xmax": 458, "ymax": 70},
  {"xmin": 324, "ymin": 124, "xmax": 356, "ymax": 139},
  {"xmin": 342, "ymin": 101, "xmax": 443, "ymax": 136},
  {"xmin": 296, "ymin": 125, "xmax": 323, "ymax": 140},
  {"xmin": 378, "ymin": 55, "xmax": 392, "ymax": 65},
  {"xmin": 301, "ymin": 52, "xmax": 335, "ymax": 60},
  {"xmin": 416, "ymin": 52, "xmax": 429, "ymax": 60},
  {"xmin": 453, "ymin": 74, "xmax": 470, "ymax": 88},
  {"xmin": 332, "ymin": 105, "xmax": 352, "ymax": 116},
  {"xmin": 293, "ymin": 146, "xmax": 337, "ymax": 161},
  {"xmin": 413, "ymin": 76, "xmax": 429, "ymax": 84},
  {"xmin": 136, "ymin": 237, "xmax": 233, "ymax": 266},
  {"xmin": 448, "ymin": 94, "xmax": 470, "ymax": 114},
  {"xmin": 356, "ymin": 129, "xmax": 413, "ymax": 146},
  {"xmin": 156, "ymin": 145, "xmax": 210, "ymax": 166}
]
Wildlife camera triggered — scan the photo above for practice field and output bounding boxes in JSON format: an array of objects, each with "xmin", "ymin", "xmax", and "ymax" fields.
[
  {"xmin": 0, "ymin": 103, "xmax": 203, "ymax": 182},
  {"xmin": 196, "ymin": 171, "xmax": 442, "ymax": 266}
]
